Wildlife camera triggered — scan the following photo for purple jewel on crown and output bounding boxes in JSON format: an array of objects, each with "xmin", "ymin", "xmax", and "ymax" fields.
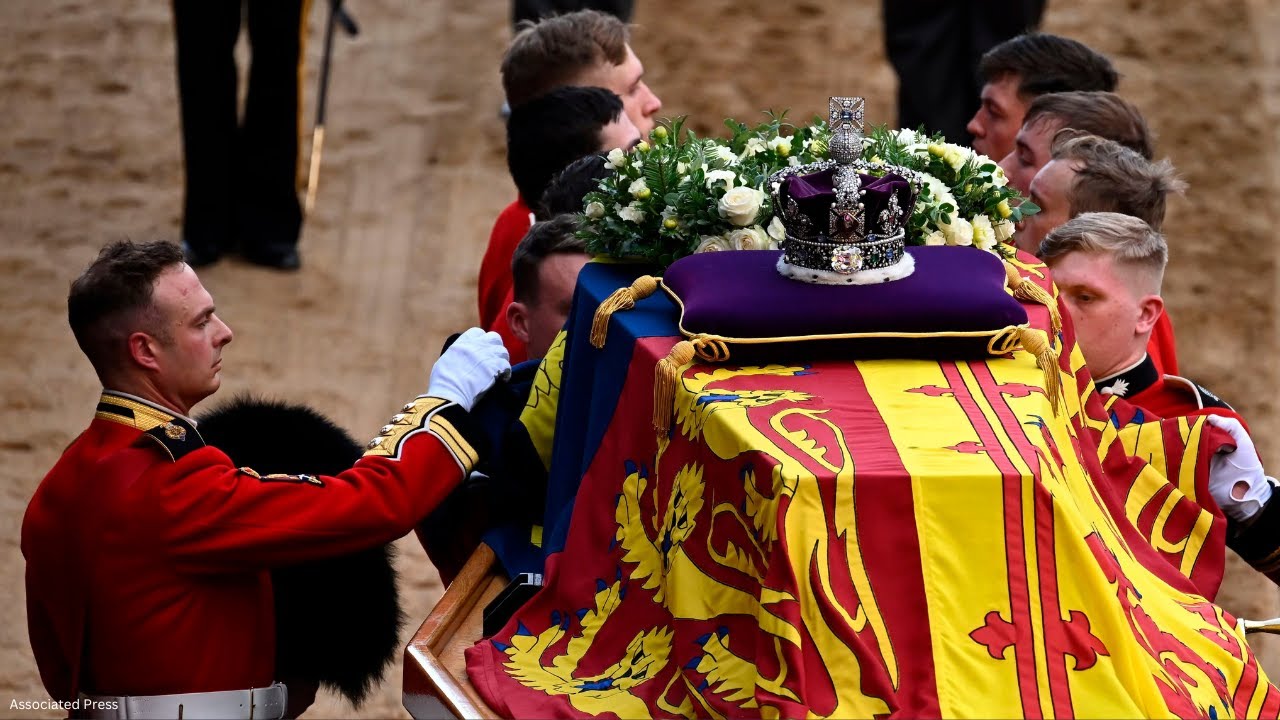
[{"xmin": 768, "ymin": 97, "xmax": 922, "ymax": 285}]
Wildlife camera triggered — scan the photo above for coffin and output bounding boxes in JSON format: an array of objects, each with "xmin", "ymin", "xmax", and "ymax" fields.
[{"xmin": 402, "ymin": 544, "xmax": 501, "ymax": 720}]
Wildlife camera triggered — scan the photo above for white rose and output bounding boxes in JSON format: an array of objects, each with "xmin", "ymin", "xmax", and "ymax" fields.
[
  {"xmin": 942, "ymin": 216, "xmax": 974, "ymax": 246},
  {"xmin": 739, "ymin": 137, "xmax": 767, "ymax": 159},
  {"xmin": 894, "ymin": 128, "xmax": 921, "ymax": 145},
  {"xmin": 607, "ymin": 148, "xmax": 627, "ymax": 169},
  {"xmin": 923, "ymin": 230, "xmax": 947, "ymax": 246},
  {"xmin": 971, "ymin": 215, "xmax": 996, "ymax": 251},
  {"xmin": 919, "ymin": 173, "xmax": 957, "ymax": 216},
  {"xmin": 727, "ymin": 226, "xmax": 769, "ymax": 251},
  {"xmin": 617, "ymin": 202, "xmax": 645, "ymax": 224},
  {"xmin": 704, "ymin": 169, "xmax": 737, "ymax": 189},
  {"xmin": 767, "ymin": 216, "xmax": 787, "ymax": 242},
  {"xmin": 676, "ymin": 161, "xmax": 688, "ymax": 174},
  {"xmin": 694, "ymin": 235, "xmax": 732, "ymax": 253},
  {"xmin": 628, "ymin": 177, "xmax": 649, "ymax": 198},
  {"xmin": 994, "ymin": 219, "xmax": 1015, "ymax": 242},
  {"xmin": 709, "ymin": 145, "xmax": 738, "ymax": 166},
  {"xmin": 787, "ymin": 156, "xmax": 802, "ymax": 167},
  {"xmin": 767, "ymin": 136, "xmax": 792, "ymax": 155},
  {"xmin": 585, "ymin": 201, "xmax": 605, "ymax": 219},
  {"xmin": 718, "ymin": 186, "xmax": 766, "ymax": 227}
]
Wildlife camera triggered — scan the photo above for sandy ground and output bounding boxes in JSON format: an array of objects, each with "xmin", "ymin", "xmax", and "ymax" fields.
[{"xmin": 1, "ymin": 1, "xmax": 1278, "ymax": 717}]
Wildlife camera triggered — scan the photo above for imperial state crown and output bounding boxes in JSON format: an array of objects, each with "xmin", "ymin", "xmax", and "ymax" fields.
[{"xmin": 769, "ymin": 97, "xmax": 923, "ymax": 284}]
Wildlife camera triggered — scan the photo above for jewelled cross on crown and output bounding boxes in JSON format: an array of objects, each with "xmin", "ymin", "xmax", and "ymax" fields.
[
  {"xmin": 828, "ymin": 96, "xmax": 867, "ymax": 243},
  {"xmin": 828, "ymin": 96, "xmax": 865, "ymax": 165}
]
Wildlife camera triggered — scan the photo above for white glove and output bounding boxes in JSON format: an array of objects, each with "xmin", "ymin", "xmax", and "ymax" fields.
[
  {"xmin": 427, "ymin": 328, "xmax": 510, "ymax": 411},
  {"xmin": 1206, "ymin": 414, "xmax": 1273, "ymax": 523}
]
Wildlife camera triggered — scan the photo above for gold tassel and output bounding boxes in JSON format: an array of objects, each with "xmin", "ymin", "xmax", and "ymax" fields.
[
  {"xmin": 1005, "ymin": 262, "xmax": 1062, "ymax": 335},
  {"xmin": 653, "ymin": 340, "xmax": 696, "ymax": 433},
  {"xmin": 589, "ymin": 275, "xmax": 661, "ymax": 349},
  {"xmin": 1019, "ymin": 327, "xmax": 1064, "ymax": 416}
]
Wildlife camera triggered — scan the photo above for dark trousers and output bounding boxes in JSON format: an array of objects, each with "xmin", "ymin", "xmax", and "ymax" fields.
[
  {"xmin": 512, "ymin": 0, "xmax": 634, "ymax": 26},
  {"xmin": 173, "ymin": 0, "xmax": 307, "ymax": 262},
  {"xmin": 884, "ymin": 0, "xmax": 1044, "ymax": 145}
]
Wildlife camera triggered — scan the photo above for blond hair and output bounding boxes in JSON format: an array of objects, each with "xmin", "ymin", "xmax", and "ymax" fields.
[{"xmin": 1039, "ymin": 211, "xmax": 1167, "ymax": 293}]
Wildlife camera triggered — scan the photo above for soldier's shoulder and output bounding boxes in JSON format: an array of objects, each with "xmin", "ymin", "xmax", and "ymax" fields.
[
  {"xmin": 1161, "ymin": 374, "xmax": 1234, "ymax": 411},
  {"xmin": 134, "ymin": 415, "xmax": 205, "ymax": 462}
]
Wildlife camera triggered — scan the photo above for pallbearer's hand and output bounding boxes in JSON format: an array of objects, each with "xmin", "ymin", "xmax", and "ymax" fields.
[
  {"xmin": 1207, "ymin": 414, "xmax": 1272, "ymax": 523},
  {"xmin": 427, "ymin": 328, "xmax": 510, "ymax": 411}
]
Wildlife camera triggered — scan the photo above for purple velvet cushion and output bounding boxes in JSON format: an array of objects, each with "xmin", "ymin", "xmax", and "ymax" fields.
[{"xmin": 661, "ymin": 247, "xmax": 1027, "ymax": 361}]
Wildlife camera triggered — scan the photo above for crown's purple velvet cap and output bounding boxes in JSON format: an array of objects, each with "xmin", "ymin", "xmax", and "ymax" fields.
[{"xmin": 781, "ymin": 169, "xmax": 912, "ymax": 237}]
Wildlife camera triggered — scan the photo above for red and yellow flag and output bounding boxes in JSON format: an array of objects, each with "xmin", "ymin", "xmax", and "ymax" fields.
[{"xmin": 465, "ymin": 259, "xmax": 1275, "ymax": 718}]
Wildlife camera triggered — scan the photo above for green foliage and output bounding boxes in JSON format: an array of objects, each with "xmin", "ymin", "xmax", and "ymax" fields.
[{"xmin": 578, "ymin": 116, "xmax": 1037, "ymax": 268}]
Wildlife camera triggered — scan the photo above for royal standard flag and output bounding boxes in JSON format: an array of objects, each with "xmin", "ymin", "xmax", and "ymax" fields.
[{"xmin": 465, "ymin": 259, "xmax": 1277, "ymax": 718}]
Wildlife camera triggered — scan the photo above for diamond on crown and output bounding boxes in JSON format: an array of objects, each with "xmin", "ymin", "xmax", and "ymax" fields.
[{"xmin": 831, "ymin": 245, "xmax": 864, "ymax": 273}]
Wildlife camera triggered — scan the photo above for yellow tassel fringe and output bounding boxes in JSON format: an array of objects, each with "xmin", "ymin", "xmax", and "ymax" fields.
[
  {"xmin": 1018, "ymin": 326, "xmax": 1064, "ymax": 416},
  {"xmin": 589, "ymin": 275, "xmax": 661, "ymax": 349},
  {"xmin": 1005, "ymin": 262, "xmax": 1062, "ymax": 335},
  {"xmin": 653, "ymin": 340, "xmax": 696, "ymax": 433}
]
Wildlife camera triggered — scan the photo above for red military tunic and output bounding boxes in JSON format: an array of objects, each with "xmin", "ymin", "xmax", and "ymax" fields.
[
  {"xmin": 478, "ymin": 197, "xmax": 534, "ymax": 333},
  {"xmin": 1148, "ymin": 307, "xmax": 1179, "ymax": 375},
  {"xmin": 1096, "ymin": 353, "xmax": 1240, "ymax": 424},
  {"xmin": 1098, "ymin": 357, "xmax": 1280, "ymax": 585},
  {"xmin": 23, "ymin": 390, "xmax": 483, "ymax": 701}
]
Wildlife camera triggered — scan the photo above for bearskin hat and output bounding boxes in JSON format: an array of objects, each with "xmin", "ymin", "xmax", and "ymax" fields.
[{"xmin": 197, "ymin": 395, "xmax": 404, "ymax": 707}]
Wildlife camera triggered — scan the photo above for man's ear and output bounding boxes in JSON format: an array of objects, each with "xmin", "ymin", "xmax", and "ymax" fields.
[
  {"xmin": 1135, "ymin": 294, "xmax": 1164, "ymax": 335},
  {"xmin": 128, "ymin": 331, "xmax": 163, "ymax": 372},
  {"xmin": 506, "ymin": 301, "xmax": 531, "ymax": 345}
]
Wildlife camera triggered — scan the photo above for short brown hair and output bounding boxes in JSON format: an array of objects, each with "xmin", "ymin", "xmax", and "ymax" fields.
[
  {"xmin": 1039, "ymin": 211, "xmax": 1167, "ymax": 293},
  {"xmin": 1051, "ymin": 132, "xmax": 1186, "ymax": 229},
  {"xmin": 68, "ymin": 240, "xmax": 184, "ymax": 378},
  {"xmin": 979, "ymin": 33, "xmax": 1118, "ymax": 98},
  {"xmin": 501, "ymin": 10, "xmax": 629, "ymax": 108},
  {"xmin": 1024, "ymin": 91, "xmax": 1154, "ymax": 159},
  {"xmin": 511, "ymin": 215, "xmax": 588, "ymax": 303}
]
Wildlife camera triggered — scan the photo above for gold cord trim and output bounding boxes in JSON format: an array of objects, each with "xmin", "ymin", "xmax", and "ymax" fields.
[
  {"xmin": 1018, "ymin": 326, "xmax": 1064, "ymax": 416},
  {"xmin": 653, "ymin": 340, "xmax": 696, "ymax": 433},
  {"xmin": 1005, "ymin": 261, "xmax": 1062, "ymax": 335},
  {"xmin": 589, "ymin": 275, "xmax": 661, "ymax": 349}
]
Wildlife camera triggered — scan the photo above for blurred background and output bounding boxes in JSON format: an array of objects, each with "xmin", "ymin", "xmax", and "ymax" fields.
[{"xmin": 1, "ymin": 1, "xmax": 1277, "ymax": 716}]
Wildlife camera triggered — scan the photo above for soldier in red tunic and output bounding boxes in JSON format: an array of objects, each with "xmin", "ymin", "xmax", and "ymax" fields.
[
  {"xmin": 480, "ymin": 86, "xmax": 639, "ymax": 362},
  {"xmin": 482, "ymin": 10, "xmax": 659, "ymax": 360},
  {"xmin": 22, "ymin": 240, "xmax": 509, "ymax": 718},
  {"xmin": 1040, "ymin": 213, "xmax": 1280, "ymax": 581}
]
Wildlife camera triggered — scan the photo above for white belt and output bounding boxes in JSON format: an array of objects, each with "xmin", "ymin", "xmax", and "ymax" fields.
[{"xmin": 80, "ymin": 683, "xmax": 287, "ymax": 720}]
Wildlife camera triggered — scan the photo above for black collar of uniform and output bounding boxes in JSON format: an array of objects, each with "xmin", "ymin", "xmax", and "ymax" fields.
[
  {"xmin": 1095, "ymin": 354, "xmax": 1159, "ymax": 399},
  {"xmin": 96, "ymin": 390, "xmax": 205, "ymax": 461}
]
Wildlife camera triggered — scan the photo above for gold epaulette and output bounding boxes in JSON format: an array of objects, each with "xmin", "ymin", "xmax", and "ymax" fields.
[{"xmin": 96, "ymin": 392, "xmax": 205, "ymax": 461}]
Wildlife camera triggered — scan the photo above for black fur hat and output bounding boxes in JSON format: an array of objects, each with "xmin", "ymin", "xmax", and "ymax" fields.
[{"xmin": 197, "ymin": 395, "xmax": 404, "ymax": 707}]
